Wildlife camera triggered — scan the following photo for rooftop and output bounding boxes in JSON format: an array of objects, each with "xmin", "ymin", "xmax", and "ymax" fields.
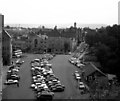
[{"xmin": 83, "ymin": 62, "xmax": 106, "ymax": 77}]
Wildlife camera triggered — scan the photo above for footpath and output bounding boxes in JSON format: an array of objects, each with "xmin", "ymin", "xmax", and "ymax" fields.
[
  {"xmin": 0, "ymin": 66, "xmax": 9, "ymax": 101},
  {"xmin": 0, "ymin": 57, "xmax": 17, "ymax": 101}
]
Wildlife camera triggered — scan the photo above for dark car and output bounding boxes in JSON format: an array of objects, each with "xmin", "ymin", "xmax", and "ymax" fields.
[
  {"xmin": 51, "ymin": 86, "xmax": 64, "ymax": 92},
  {"xmin": 37, "ymin": 91, "xmax": 54, "ymax": 101},
  {"xmin": 9, "ymin": 65, "xmax": 15, "ymax": 70},
  {"xmin": 7, "ymin": 71, "xmax": 19, "ymax": 76}
]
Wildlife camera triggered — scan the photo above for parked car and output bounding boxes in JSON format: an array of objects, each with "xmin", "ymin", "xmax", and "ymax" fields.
[
  {"xmin": 9, "ymin": 65, "xmax": 15, "ymax": 70},
  {"xmin": 4, "ymin": 79, "xmax": 19, "ymax": 85},
  {"xmin": 34, "ymin": 59, "xmax": 40, "ymax": 63},
  {"xmin": 74, "ymin": 71, "xmax": 81, "ymax": 80},
  {"xmin": 36, "ymin": 91, "xmax": 54, "ymax": 101},
  {"xmin": 7, "ymin": 74, "xmax": 20, "ymax": 81},
  {"xmin": 79, "ymin": 82, "xmax": 85, "ymax": 90},
  {"xmin": 76, "ymin": 63, "xmax": 85, "ymax": 68},
  {"xmin": 16, "ymin": 59, "xmax": 24, "ymax": 64},
  {"xmin": 51, "ymin": 86, "xmax": 65, "ymax": 92}
]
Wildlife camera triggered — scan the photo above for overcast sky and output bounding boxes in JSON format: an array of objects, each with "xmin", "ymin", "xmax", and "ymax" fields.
[{"xmin": 0, "ymin": 0, "xmax": 119, "ymax": 27}]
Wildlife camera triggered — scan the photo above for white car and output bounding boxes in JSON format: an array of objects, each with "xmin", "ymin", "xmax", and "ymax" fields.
[
  {"xmin": 7, "ymin": 70, "xmax": 12, "ymax": 73},
  {"xmin": 68, "ymin": 52, "xmax": 72, "ymax": 55},
  {"xmin": 76, "ymin": 63, "xmax": 85, "ymax": 68},
  {"xmin": 34, "ymin": 66, "xmax": 41, "ymax": 70},
  {"xmin": 31, "ymin": 83, "xmax": 36, "ymax": 88},
  {"xmin": 4, "ymin": 79, "xmax": 18, "ymax": 85},
  {"xmin": 75, "ymin": 60, "xmax": 81, "ymax": 64},
  {"xmin": 12, "ymin": 68, "xmax": 19, "ymax": 72},
  {"xmin": 31, "ymin": 67, "xmax": 35, "ymax": 71},
  {"xmin": 70, "ymin": 60, "xmax": 75, "ymax": 64},
  {"xmin": 46, "ymin": 64, "xmax": 52, "ymax": 67},
  {"xmin": 79, "ymin": 82, "xmax": 85, "ymax": 89},
  {"xmin": 74, "ymin": 72, "xmax": 81, "ymax": 80},
  {"xmin": 32, "ymin": 76, "xmax": 37, "ymax": 79}
]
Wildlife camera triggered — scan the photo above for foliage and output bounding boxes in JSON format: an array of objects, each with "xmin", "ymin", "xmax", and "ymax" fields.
[{"xmin": 85, "ymin": 25, "xmax": 120, "ymax": 81}]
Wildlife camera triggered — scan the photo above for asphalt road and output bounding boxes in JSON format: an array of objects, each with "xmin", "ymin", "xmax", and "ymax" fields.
[{"xmin": 2, "ymin": 54, "xmax": 89, "ymax": 99}]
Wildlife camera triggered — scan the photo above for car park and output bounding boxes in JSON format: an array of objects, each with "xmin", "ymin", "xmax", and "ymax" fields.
[{"xmin": 30, "ymin": 56, "xmax": 65, "ymax": 99}]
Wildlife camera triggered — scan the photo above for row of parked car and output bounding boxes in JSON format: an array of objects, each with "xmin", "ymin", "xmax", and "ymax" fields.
[
  {"xmin": 30, "ymin": 55, "xmax": 65, "ymax": 100},
  {"xmin": 69, "ymin": 54, "xmax": 87, "ymax": 94},
  {"xmin": 69, "ymin": 56, "xmax": 85, "ymax": 69},
  {"xmin": 74, "ymin": 71, "xmax": 86, "ymax": 92},
  {"xmin": 4, "ymin": 59, "xmax": 24, "ymax": 86}
]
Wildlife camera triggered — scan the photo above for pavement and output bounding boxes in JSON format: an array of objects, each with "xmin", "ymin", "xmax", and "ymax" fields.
[
  {"xmin": 0, "ymin": 65, "xmax": 9, "ymax": 101},
  {"xmin": 0, "ymin": 57, "xmax": 19, "ymax": 101}
]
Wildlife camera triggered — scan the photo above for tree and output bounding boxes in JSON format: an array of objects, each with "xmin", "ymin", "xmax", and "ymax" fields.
[{"xmin": 5, "ymin": 25, "xmax": 10, "ymax": 29}]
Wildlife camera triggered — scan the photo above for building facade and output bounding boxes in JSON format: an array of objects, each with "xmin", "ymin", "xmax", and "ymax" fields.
[
  {"xmin": 28, "ymin": 33, "xmax": 72, "ymax": 54},
  {"xmin": 0, "ymin": 14, "xmax": 3, "ymax": 75},
  {"xmin": 2, "ymin": 30, "xmax": 12, "ymax": 66}
]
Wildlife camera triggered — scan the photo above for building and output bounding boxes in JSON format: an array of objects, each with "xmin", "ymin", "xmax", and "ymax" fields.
[
  {"xmin": 2, "ymin": 30, "xmax": 12, "ymax": 66},
  {"xmin": 0, "ymin": 14, "xmax": 3, "ymax": 75},
  {"xmin": 28, "ymin": 33, "xmax": 72, "ymax": 54},
  {"xmin": 12, "ymin": 39, "xmax": 27, "ymax": 51},
  {"xmin": 0, "ymin": 14, "xmax": 12, "ymax": 66},
  {"xmin": 82, "ymin": 62, "xmax": 106, "ymax": 84},
  {"xmin": 118, "ymin": 1, "xmax": 120, "ymax": 25}
]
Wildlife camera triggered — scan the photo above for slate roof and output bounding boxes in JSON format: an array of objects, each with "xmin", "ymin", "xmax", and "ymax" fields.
[{"xmin": 83, "ymin": 62, "xmax": 106, "ymax": 77}]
